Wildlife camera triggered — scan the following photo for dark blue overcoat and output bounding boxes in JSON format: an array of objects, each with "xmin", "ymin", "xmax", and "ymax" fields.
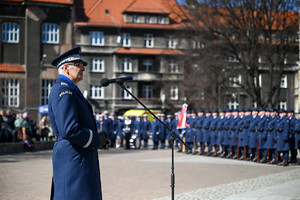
[
  {"xmin": 276, "ymin": 116, "xmax": 290, "ymax": 151},
  {"xmin": 48, "ymin": 76, "xmax": 102, "ymax": 200}
]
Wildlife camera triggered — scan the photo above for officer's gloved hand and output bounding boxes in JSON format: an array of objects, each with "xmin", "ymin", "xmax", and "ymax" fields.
[{"xmin": 98, "ymin": 132, "xmax": 111, "ymax": 149}]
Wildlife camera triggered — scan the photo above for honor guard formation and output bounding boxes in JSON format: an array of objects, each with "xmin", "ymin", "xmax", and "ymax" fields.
[
  {"xmin": 176, "ymin": 108, "xmax": 300, "ymax": 167},
  {"xmin": 95, "ymin": 107, "xmax": 299, "ymax": 167}
]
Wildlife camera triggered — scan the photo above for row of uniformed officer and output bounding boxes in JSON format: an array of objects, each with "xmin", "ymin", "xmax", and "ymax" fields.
[{"xmin": 181, "ymin": 108, "xmax": 300, "ymax": 167}]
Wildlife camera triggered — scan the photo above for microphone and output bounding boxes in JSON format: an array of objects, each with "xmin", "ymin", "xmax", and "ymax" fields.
[{"xmin": 100, "ymin": 76, "xmax": 133, "ymax": 87}]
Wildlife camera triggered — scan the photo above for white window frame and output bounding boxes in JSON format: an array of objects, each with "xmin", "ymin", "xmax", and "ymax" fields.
[
  {"xmin": 133, "ymin": 15, "xmax": 140, "ymax": 23},
  {"xmin": 122, "ymin": 85, "xmax": 132, "ymax": 99},
  {"xmin": 227, "ymin": 100, "xmax": 239, "ymax": 109},
  {"xmin": 1, "ymin": 78, "xmax": 19, "ymax": 107},
  {"xmin": 169, "ymin": 61, "xmax": 178, "ymax": 73},
  {"xmin": 167, "ymin": 36, "xmax": 177, "ymax": 49},
  {"xmin": 229, "ymin": 74, "xmax": 242, "ymax": 87},
  {"xmin": 254, "ymin": 74, "xmax": 262, "ymax": 87},
  {"xmin": 170, "ymin": 86, "xmax": 178, "ymax": 100},
  {"xmin": 157, "ymin": 16, "xmax": 163, "ymax": 24},
  {"xmin": 2, "ymin": 22, "xmax": 19, "ymax": 43},
  {"xmin": 279, "ymin": 101, "xmax": 286, "ymax": 110},
  {"xmin": 121, "ymin": 33, "xmax": 131, "ymax": 47},
  {"xmin": 41, "ymin": 80, "xmax": 54, "ymax": 105},
  {"xmin": 42, "ymin": 23, "xmax": 59, "ymax": 44},
  {"xmin": 281, "ymin": 74, "xmax": 287, "ymax": 88},
  {"xmin": 142, "ymin": 85, "xmax": 153, "ymax": 98},
  {"xmin": 122, "ymin": 58, "xmax": 132, "ymax": 72},
  {"xmin": 144, "ymin": 34, "xmax": 153, "ymax": 48},
  {"xmin": 90, "ymin": 85, "xmax": 104, "ymax": 99},
  {"xmin": 145, "ymin": 15, "xmax": 151, "ymax": 23},
  {"xmin": 91, "ymin": 58, "xmax": 104, "ymax": 72},
  {"xmin": 90, "ymin": 31, "xmax": 104, "ymax": 46},
  {"xmin": 142, "ymin": 59, "xmax": 153, "ymax": 72}
]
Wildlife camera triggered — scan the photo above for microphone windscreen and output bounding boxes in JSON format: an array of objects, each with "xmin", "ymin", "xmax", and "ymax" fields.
[{"xmin": 100, "ymin": 78, "xmax": 109, "ymax": 86}]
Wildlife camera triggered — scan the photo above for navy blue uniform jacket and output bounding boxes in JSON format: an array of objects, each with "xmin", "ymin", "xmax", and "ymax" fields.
[{"xmin": 48, "ymin": 76, "xmax": 102, "ymax": 200}]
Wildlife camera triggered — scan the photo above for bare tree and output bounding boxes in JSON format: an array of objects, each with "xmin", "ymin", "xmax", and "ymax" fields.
[{"xmin": 176, "ymin": 0, "xmax": 299, "ymax": 108}]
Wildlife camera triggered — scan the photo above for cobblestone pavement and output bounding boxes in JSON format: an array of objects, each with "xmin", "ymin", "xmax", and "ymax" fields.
[{"xmin": 0, "ymin": 148, "xmax": 299, "ymax": 200}]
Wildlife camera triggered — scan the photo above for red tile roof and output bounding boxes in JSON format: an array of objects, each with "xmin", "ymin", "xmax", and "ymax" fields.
[
  {"xmin": 3, "ymin": 0, "xmax": 72, "ymax": 5},
  {"xmin": 74, "ymin": 0, "xmax": 188, "ymax": 28},
  {"xmin": 0, "ymin": 64, "xmax": 26, "ymax": 72},
  {"xmin": 115, "ymin": 47, "xmax": 184, "ymax": 55},
  {"xmin": 124, "ymin": 0, "xmax": 169, "ymax": 14}
]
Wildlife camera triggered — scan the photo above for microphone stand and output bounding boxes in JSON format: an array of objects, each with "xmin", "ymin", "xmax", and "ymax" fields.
[{"xmin": 116, "ymin": 80, "xmax": 191, "ymax": 200}]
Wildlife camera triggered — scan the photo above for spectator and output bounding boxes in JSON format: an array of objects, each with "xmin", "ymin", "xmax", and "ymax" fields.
[{"xmin": 39, "ymin": 115, "xmax": 50, "ymax": 141}]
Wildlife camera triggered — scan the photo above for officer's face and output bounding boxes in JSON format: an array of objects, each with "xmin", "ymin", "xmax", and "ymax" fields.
[{"xmin": 65, "ymin": 62, "xmax": 85, "ymax": 84}]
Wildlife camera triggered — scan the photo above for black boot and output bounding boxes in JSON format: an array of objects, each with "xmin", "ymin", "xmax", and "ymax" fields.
[
  {"xmin": 260, "ymin": 156, "xmax": 267, "ymax": 163},
  {"xmin": 278, "ymin": 158, "xmax": 289, "ymax": 166},
  {"xmin": 252, "ymin": 156, "xmax": 258, "ymax": 162}
]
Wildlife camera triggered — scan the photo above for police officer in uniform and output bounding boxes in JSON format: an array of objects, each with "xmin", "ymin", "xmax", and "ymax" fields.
[
  {"xmin": 141, "ymin": 114, "xmax": 151, "ymax": 148},
  {"xmin": 210, "ymin": 110, "xmax": 219, "ymax": 156},
  {"xmin": 266, "ymin": 108, "xmax": 278, "ymax": 164},
  {"xmin": 249, "ymin": 108, "xmax": 259, "ymax": 161},
  {"xmin": 49, "ymin": 46, "xmax": 110, "ymax": 200},
  {"xmin": 276, "ymin": 109, "xmax": 290, "ymax": 166},
  {"xmin": 151, "ymin": 115, "xmax": 160, "ymax": 150},
  {"xmin": 196, "ymin": 109, "xmax": 205, "ymax": 155},
  {"xmin": 287, "ymin": 109, "xmax": 297, "ymax": 163},
  {"xmin": 257, "ymin": 108, "xmax": 268, "ymax": 163},
  {"xmin": 242, "ymin": 109, "xmax": 252, "ymax": 160}
]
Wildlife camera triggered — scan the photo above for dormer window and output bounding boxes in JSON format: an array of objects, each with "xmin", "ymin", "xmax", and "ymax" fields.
[
  {"xmin": 145, "ymin": 15, "xmax": 151, "ymax": 23},
  {"xmin": 157, "ymin": 16, "xmax": 163, "ymax": 24},
  {"xmin": 133, "ymin": 15, "xmax": 139, "ymax": 23}
]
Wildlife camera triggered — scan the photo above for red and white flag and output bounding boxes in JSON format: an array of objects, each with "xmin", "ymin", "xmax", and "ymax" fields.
[{"xmin": 177, "ymin": 103, "xmax": 188, "ymax": 129}]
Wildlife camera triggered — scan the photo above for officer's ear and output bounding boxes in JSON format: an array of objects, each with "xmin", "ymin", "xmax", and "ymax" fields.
[{"xmin": 62, "ymin": 64, "xmax": 70, "ymax": 74}]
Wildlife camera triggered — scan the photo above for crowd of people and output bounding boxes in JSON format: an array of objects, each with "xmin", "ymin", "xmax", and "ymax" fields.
[
  {"xmin": 0, "ymin": 110, "xmax": 53, "ymax": 148},
  {"xmin": 97, "ymin": 108, "xmax": 300, "ymax": 167},
  {"xmin": 1, "ymin": 107, "xmax": 300, "ymax": 167}
]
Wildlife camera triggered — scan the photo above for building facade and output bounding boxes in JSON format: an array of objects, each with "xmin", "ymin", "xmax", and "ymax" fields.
[{"xmin": 0, "ymin": 0, "xmax": 299, "ymax": 122}]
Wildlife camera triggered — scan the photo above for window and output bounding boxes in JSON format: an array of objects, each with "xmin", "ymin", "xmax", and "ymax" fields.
[
  {"xmin": 170, "ymin": 86, "xmax": 178, "ymax": 100},
  {"xmin": 167, "ymin": 36, "xmax": 176, "ymax": 49},
  {"xmin": 169, "ymin": 61, "xmax": 178, "ymax": 73},
  {"xmin": 258, "ymin": 56, "xmax": 262, "ymax": 63},
  {"xmin": 90, "ymin": 31, "xmax": 104, "ymax": 46},
  {"xmin": 41, "ymin": 80, "xmax": 54, "ymax": 105},
  {"xmin": 281, "ymin": 75, "xmax": 287, "ymax": 88},
  {"xmin": 121, "ymin": 33, "xmax": 130, "ymax": 47},
  {"xmin": 122, "ymin": 85, "xmax": 132, "ymax": 99},
  {"xmin": 122, "ymin": 58, "xmax": 132, "ymax": 72},
  {"xmin": 90, "ymin": 85, "xmax": 103, "ymax": 99},
  {"xmin": 133, "ymin": 15, "xmax": 139, "ymax": 23},
  {"xmin": 279, "ymin": 101, "xmax": 286, "ymax": 110},
  {"xmin": 157, "ymin": 16, "xmax": 163, "ymax": 24},
  {"xmin": 2, "ymin": 22, "xmax": 19, "ymax": 43},
  {"xmin": 254, "ymin": 74, "xmax": 262, "ymax": 87},
  {"xmin": 142, "ymin": 86, "xmax": 153, "ymax": 98},
  {"xmin": 1, "ymin": 78, "xmax": 19, "ymax": 107},
  {"xmin": 42, "ymin": 23, "xmax": 59, "ymax": 44},
  {"xmin": 192, "ymin": 41, "xmax": 204, "ymax": 49},
  {"xmin": 91, "ymin": 58, "xmax": 104, "ymax": 72},
  {"xmin": 229, "ymin": 74, "xmax": 241, "ymax": 87},
  {"xmin": 144, "ymin": 34, "xmax": 153, "ymax": 48},
  {"xmin": 142, "ymin": 59, "xmax": 153, "ymax": 72},
  {"xmin": 227, "ymin": 100, "xmax": 239, "ymax": 109},
  {"xmin": 145, "ymin": 16, "xmax": 151, "ymax": 23}
]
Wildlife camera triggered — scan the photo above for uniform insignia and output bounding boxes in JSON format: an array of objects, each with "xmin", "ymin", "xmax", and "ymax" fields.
[
  {"xmin": 61, "ymin": 82, "xmax": 68, "ymax": 86},
  {"xmin": 59, "ymin": 90, "xmax": 72, "ymax": 97}
]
